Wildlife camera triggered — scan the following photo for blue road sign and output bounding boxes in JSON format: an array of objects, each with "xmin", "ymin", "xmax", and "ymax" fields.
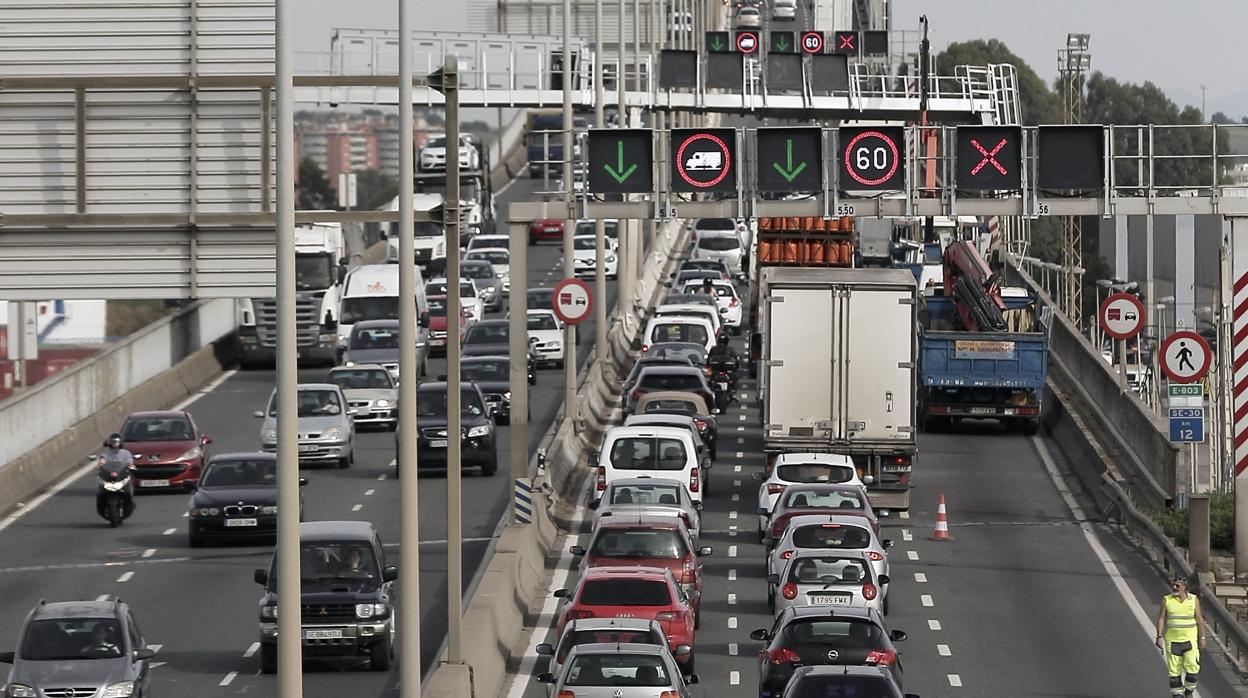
[{"xmin": 1168, "ymin": 407, "xmax": 1205, "ymax": 443}]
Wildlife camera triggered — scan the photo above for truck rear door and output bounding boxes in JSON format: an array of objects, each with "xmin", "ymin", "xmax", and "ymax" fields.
[
  {"xmin": 839, "ymin": 285, "xmax": 913, "ymax": 441},
  {"xmin": 765, "ymin": 287, "xmax": 837, "ymax": 437}
]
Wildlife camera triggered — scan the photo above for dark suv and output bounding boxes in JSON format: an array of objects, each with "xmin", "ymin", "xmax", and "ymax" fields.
[
  {"xmin": 254, "ymin": 521, "xmax": 397, "ymax": 673},
  {"xmin": 396, "ymin": 382, "xmax": 499, "ymax": 476}
]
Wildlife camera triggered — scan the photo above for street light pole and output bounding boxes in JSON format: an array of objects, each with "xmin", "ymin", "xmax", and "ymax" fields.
[
  {"xmin": 444, "ymin": 55, "xmax": 464, "ymax": 666},
  {"xmin": 562, "ymin": 0, "xmax": 577, "ymax": 413},
  {"xmin": 594, "ymin": 0, "xmax": 608, "ymax": 365}
]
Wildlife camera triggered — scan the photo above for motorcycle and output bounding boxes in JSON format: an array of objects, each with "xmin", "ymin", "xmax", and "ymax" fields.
[
  {"xmin": 709, "ymin": 356, "xmax": 740, "ymax": 412},
  {"xmin": 95, "ymin": 466, "xmax": 135, "ymax": 528}
]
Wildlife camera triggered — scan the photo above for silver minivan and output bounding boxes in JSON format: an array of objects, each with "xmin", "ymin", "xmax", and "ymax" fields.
[
  {"xmin": 537, "ymin": 643, "xmax": 697, "ymax": 698},
  {"xmin": 256, "ymin": 383, "xmax": 356, "ymax": 468}
]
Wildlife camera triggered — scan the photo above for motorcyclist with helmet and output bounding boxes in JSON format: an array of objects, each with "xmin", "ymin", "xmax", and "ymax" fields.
[
  {"xmin": 708, "ymin": 330, "xmax": 741, "ymax": 410},
  {"xmin": 95, "ymin": 432, "xmax": 136, "ymax": 520}
]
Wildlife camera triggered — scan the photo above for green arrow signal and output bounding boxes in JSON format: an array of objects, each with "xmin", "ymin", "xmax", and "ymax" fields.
[
  {"xmin": 603, "ymin": 140, "xmax": 638, "ymax": 184},
  {"xmin": 710, "ymin": 36, "xmax": 725, "ymax": 50},
  {"xmin": 772, "ymin": 138, "xmax": 807, "ymax": 183},
  {"xmin": 775, "ymin": 35, "xmax": 791, "ymax": 51}
]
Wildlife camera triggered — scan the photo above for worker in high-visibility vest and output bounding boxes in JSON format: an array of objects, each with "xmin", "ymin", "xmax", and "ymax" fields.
[{"xmin": 1155, "ymin": 575, "xmax": 1206, "ymax": 697}]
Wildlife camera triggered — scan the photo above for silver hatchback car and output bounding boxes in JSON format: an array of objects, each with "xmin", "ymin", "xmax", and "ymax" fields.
[
  {"xmin": 538, "ymin": 643, "xmax": 697, "ymax": 698},
  {"xmin": 769, "ymin": 549, "xmax": 890, "ymax": 616},
  {"xmin": 256, "ymin": 383, "xmax": 356, "ymax": 468},
  {"xmin": 590, "ymin": 477, "xmax": 702, "ymax": 539}
]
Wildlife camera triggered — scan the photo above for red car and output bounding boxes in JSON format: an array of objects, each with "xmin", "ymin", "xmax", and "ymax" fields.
[
  {"xmin": 528, "ymin": 218, "xmax": 564, "ymax": 245},
  {"xmin": 570, "ymin": 515, "xmax": 712, "ymax": 622},
  {"xmin": 554, "ymin": 566, "xmax": 698, "ymax": 671},
  {"xmin": 761, "ymin": 483, "xmax": 880, "ymax": 549},
  {"xmin": 426, "ymin": 295, "xmax": 468, "ymax": 355},
  {"xmin": 118, "ymin": 410, "xmax": 211, "ymax": 490}
]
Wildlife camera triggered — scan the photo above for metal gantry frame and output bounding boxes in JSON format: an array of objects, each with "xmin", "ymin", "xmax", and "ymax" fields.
[{"xmin": 1058, "ymin": 32, "xmax": 1091, "ymax": 329}]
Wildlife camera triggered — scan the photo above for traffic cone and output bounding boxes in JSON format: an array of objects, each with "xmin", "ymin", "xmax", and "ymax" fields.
[{"xmin": 930, "ymin": 494, "xmax": 953, "ymax": 541}]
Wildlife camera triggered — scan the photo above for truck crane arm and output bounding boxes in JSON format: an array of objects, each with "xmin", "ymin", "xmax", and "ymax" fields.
[{"xmin": 942, "ymin": 240, "xmax": 1007, "ymax": 332}]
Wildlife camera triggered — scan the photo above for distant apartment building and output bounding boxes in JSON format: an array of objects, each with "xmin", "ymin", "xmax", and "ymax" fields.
[{"xmin": 297, "ymin": 110, "xmax": 437, "ymax": 189}]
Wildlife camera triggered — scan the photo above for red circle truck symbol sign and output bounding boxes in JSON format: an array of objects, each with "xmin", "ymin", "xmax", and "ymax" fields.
[
  {"xmin": 675, "ymin": 132, "xmax": 732, "ymax": 189},
  {"xmin": 552, "ymin": 278, "xmax": 593, "ymax": 325},
  {"xmin": 1098, "ymin": 292, "xmax": 1146, "ymax": 340},
  {"xmin": 842, "ymin": 130, "xmax": 900, "ymax": 187},
  {"xmin": 1159, "ymin": 330, "xmax": 1211, "ymax": 384}
]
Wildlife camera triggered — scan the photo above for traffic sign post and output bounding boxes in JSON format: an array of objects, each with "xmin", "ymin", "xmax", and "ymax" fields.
[
  {"xmin": 706, "ymin": 31, "xmax": 731, "ymax": 52},
  {"xmin": 838, "ymin": 126, "xmax": 905, "ymax": 193},
  {"xmin": 735, "ymin": 31, "xmax": 759, "ymax": 54},
  {"xmin": 587, "ymin": 129, "xmax": 654, "ymax": 194},
  {"xmin": 1098, "ymin": 292, "xmax": 1146, "ymax": 390},
  {"xmin": 1169, "ymin": 407, "xmax": 1206, "ymax": 443},
  {"xmin": 800, "ymin": 31, "xmax": 825, "ymax": 54},
  {"xmin": 1037, "ymin": 125, "xmax": 1106, "ymax": 191},
  {"xmin": 670, "ymin": 128, "xmax": 737, "ymax": 194},
  {"xmin": 755, "ymin": 127, "xmax": 823, "ymax": 193},
  {"xmin": 769, "ymin": 31, "xmax": 796, "ymax": 53},
  {"xmin": 551, "ymin": 278, "xmax": 593, "ymax": 325},
  {"xmin": 956, "ymin": 126, "xmax": 1022, "ymax": 191},
  {"xmin": 1160, "ymin": 330, "xmax": 1212, "ymax": 384}
]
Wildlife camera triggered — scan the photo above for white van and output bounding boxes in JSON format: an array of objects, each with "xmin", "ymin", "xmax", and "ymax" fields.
[
  {"xmin": 592, "ymin": 426, "xmax": 704, "ymax": 506},
  {"xmin": 384, "ymin": 193, "xmax": 447, "ymax": 265},
  {"xmin": 641, "ymin": 315, "xmax": 716, "ymax": 353},
  {"xmin": 337, "ymin": 264, "xmax": 428, "ymax": 347}
]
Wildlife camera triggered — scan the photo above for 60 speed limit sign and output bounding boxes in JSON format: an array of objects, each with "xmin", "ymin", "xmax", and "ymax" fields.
[{"xmin": 838, "ymin": 126, "xmax": 906, "ymax": 192}]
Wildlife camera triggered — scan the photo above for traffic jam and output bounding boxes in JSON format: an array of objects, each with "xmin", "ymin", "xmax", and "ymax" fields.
[{"xmin": 528, "ymin": 218, "xmax": 920, "ymax": 698}]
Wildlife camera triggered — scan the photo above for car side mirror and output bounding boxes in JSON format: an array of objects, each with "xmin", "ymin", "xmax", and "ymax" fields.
[
  {"xmin": 536, "ymin": 673, "xmax": 555, "ymax": 684},
  {"xmin": 684, "ymin": 674, "xmax": 699, "ymax": 685},
  {"xmin": 0, "ymin": 651, "xmax": 13, "ymax": 663},
  {"xmin": 697, "ymin": 546, "xmax": 713, "ymax": 557},
  {"xmin": 749, "ymin": 629, "xmax": 769, "ymax": 641},
  {"xmin": 673, "ymin": 644, "xmax": 692, "ymax": 656},
  {"xmin": 569, "ymin": 546, "xmax": 586, "ymax": 556},
  {"xmin": 587, "ymin": 452, "xmax": 599, "ymax": 467},
  {"xmin": 882, "ymin": 539, "xmax": 894, "ymax": 548},
  {"xmin": 253, "ymin": 569, "xmax": 268, "ymax": 585},
  {"xmin": 134, "ymin": 647, "xmax": 157, "ymax": 661},
  {"xmin": 552, "ymin": 588, "xmax": 568, "ymax": 598},
  {"xmin": 761, "ymin": 537, "xmax": 775, "ymax": 547},
  {"xmin": 348, "ymin": 408, "xmax": 359, "ymax": 417},
  {"xmin": 383, "ymin": 566, "xmax": 399, "ymax": 582},
  {"xmin": 298, "ymin": 477, "xmax": 308, "ymax": 486},
  {"xmin": 419, "ymin": 312, "xmax": 429, "ymax": 328},
  {"xmin": 253, "ymin": 410, "xmax": 264, "ymax": 418},
  {"xmin": 878, "ymin": 574, "xmax": 890, "ymax": 586},
  {"xmin": 751, "ymin": 472, "xmax": 764, "ymax": 481},
  {"xmin": 719, "ymin": 307, "xmax": 728, "ymax": 314},
  {"xmin": 202, "ymin": 436, "xmax": 212, "ymax": 445},
  {"xmin": 756, "ymin": 507, "xmax": 770, "ymax": 516},
  {"xmin": 587, "ymin": 499, "xmax": 599, "ymax": 510},
  {"xmin": 88, "ymin": 454, "xmax": 99, "ymax": 461},
  {"xmin": 766, "ymin": 573, "xmax": 780, "ymax": 585},
  {"xmin": 889, "ymin": 629, "xmax": 908, "ymax": 642},
  {"xmin": 863, "ymin": 474, "xmax": 875, "ymax": 484},
  {"xmin": 535, "ymin": 643, "xmax": 555, "ymax": 656}
]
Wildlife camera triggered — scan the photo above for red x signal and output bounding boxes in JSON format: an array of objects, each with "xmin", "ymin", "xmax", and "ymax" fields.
[
  {"xmin": 970, "ymin": 138, "xmax": 1008, "ymax": 176},
  {"xmin": 838, "ymin": 34, "xmax": 855, "ymax": 50}
]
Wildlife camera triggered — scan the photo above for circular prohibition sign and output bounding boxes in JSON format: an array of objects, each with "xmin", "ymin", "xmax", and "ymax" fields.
[
  {"xmin": 675, "ymin": 132, "xmax": 733, "ymax": 189},
  {"xmin": 842, "ymin": 130, "xmax": 901, "ymax": 187}
]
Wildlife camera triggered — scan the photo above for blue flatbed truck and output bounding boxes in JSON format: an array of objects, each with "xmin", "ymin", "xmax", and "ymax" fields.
[{"xmin": 917, "ymin": 292, "xmax": 1051, "ymax": 434}]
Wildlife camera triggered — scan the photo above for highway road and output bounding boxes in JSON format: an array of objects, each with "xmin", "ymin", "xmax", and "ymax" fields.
[{"xmin": 0, "ymin": 174, "xmax": 617, "ymax": 697}]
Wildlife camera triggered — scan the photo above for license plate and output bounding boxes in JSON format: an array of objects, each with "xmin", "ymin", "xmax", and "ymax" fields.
[
  {"xmin": 298, "ymin": 444, "xmax": 318, "ymax": 452},
  {"xmin": 808, "ymin": 594, "xmax": 851, "ymax": 605},
  {"xmin": 429, "ymin": 439, "xmax": 448, "ymax": 448},
  {"xmin": 968, "ymin": 407, "xmax": 997, "ymax": 415},
  {"xmin": 225, "ymin": 518, "xmax": 258, "ymax": 527},
  {"xmin": 139, "ymin": 479, "xmax": 169, "ymax": 488},
  {"xmin": 303, "ymin": 629, "xmax": 343, "ymax": 640}
]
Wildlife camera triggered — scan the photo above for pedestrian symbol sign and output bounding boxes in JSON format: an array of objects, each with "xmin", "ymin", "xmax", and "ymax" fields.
[{"xmin": 1159, "ymin": 330, "xmax": 1211, "ymax": 384}]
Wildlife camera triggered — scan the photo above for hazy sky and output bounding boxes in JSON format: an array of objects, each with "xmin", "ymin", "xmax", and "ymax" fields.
[{"xmin": 296, "ymin": 0, "xmax": 1247, "ymax": 115}]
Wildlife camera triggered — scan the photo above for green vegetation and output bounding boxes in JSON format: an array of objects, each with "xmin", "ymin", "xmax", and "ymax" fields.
[{"xmin": 1157, "ymin": 492, "xmax": 1234, "ymax": 552}]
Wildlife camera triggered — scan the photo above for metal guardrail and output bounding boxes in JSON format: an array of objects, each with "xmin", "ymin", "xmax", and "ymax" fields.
[{"xmin": 1100, "ymin": 474, "xmax": 1248, "ymax": 669}]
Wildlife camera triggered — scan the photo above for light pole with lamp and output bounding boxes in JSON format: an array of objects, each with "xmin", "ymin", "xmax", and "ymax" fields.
[{"xmin": 1094, "ymin": 278, "xmax": 1114, "ymax": 352}]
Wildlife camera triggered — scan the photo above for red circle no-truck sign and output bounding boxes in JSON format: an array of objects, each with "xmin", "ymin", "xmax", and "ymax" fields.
[
  {"xmin": 552, "ymin": 278, "xmax": 593, "ymax": 325},
  {"xmin": 675, "ymin": 132, "xmax": 732, "ymax": 189},
  {"xmin": 1159, "ymin": 330, "xmax": 1211, "ymax": 384},
  {"xmin": 1098, "ymin": 292, "xmax": 1146, "ymax": 340}
]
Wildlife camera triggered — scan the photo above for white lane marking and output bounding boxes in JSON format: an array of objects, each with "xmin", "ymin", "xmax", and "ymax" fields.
[
  {"xmin": 735, "ymin": 451, "xmax": 744, "ymax": 458},
  {"xmin": 907, "ymin": 550, "xmax": 919, "ymax": 561},
  {"xmin": 181, "ymin": 512, "xmax": 188, "ymax": 518},
  {"xmin": 737, "ymin": 437, "xmax": 745, "ymax": 444},
  {"xmin": 938, "ymin": 644, "xmax": 951, "ymax": 656},
  {"xmin": 142, "ymin": 548, "xmax": 156, "ymax": 558},
  {"xmin": 352, "ymin": 504, "xmax": 363, "ymax": 512},
  {"xmin": 902, "ymin": 529, "xmax": 912, "ymax": 542},
  {"xmin": 163, "ymin": 528, "xmax": 176, "ymax": 536},
  {"xmin": 220, "ymin": 672, "xmax": 238, "ymax": 686},
  {"xmin": 928, "ymin": 619, "xmax": 942, "ymax": 631},
  {"xmin": 728, "ymin": 568, "xmax": 737, "ymax": 581},
  {"xmin": 95, "ymin": 594, "xmax": 110, "ymax": 602},
  {"xmin": 899, "ymin": 511, "xmax": 910, "ymax": 519},
  {"xmin": 727, "ymin": 617, "xmax": 737, "ymax": 629},
  {"xmin": 729, "ymin": 671, "xmax": 740, "ymax": 686},
  {"xmin": 737, "ymin": 426, "xmax": 745, "ymax": 432},
  {"xmin": 243, "ymin": 642, "xmax": 260, "ymax": 658},
  {"xmin": 728, "ymin": 642, "xmax": 738, "ymax": 656},
  {"xmin": 947, "ymin": 675, "xmax": 962, "ymax": 688},
  {"xmin": 364, "ymin": 489, "xmax": 376, "ymax": 496},
  {"xmin": 914, "ymin": 572, "xmax": 927, "ymax": 583},
  {"xmin": 739, "ymin": 392, "xmax": 749, "ymax": 400},
  {"xmin": 729, "ymin": 525, "xmax": 738, "ymax": 531},
  {"xmin": 378, "ymin": 473, "xmax": 388, "ymax": 481},
  {"xmin": 734, "ymin": 465, "xmax": 742, "ymax": 473},
  {"xmin": 731, "ymin": 493, "xmax": 740, "ymax": 502},
  {"xmin": 117, "ymin": 571, "xmax": 134, "ymax": 583},
  {"xmin": 729, "ymin": 511, "xmax": 738, "ymax": 520},
  {"xmin": 1030, "ymin": 436, "xmax": 1204, "ymax": 696},
  {"xmin": 728, "ymin": 593, "xmax": 737, "ymax": 605},
  {"xmin": 728, "ymin": 545, "xmax": 738, "ymax": 557},
  {"xmin": 173, "ymin": 368, "xmax": 239, "ymax": 410},
  {"xmin": 920, "ymin": 594, "xmax": 933, "ymax": 607},
  {"xmin": 733, "ymin": 479, "xmax": 741, "ymax": 487}
]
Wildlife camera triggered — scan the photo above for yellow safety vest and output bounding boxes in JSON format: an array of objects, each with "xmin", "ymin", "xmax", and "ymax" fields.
[{"xmin": 1164, "ymin": 594, "xmax": 1199, "ymax": 643}]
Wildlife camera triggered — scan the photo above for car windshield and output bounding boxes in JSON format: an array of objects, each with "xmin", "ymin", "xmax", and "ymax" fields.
[
  {"xmin": 329, "ymin": 369, "xmax": 393, "ymax": 390},
  {"xmin": 591, "ymin": 529, "xmax": 686, "ymax": 559},
  {"xmin": 786, "ymin": 619, "xmax": 884, "ymax": 647},
  {"xmin": 650, "ymin": 323, "xmax": 708, "ymax": 346},
  {"xmin": 574, "ymin": 221, "xmax": 619, "ymax": 237},
  {"xmin": 608, "ymin": 437, "xmax": 688, "ymax": 471},
  {"xmin": 122, "ymin": 416, "xmax": 193, "ymax": 442},
  {"xmin": 784, "ymin": 489, "xmax": 865, "ymax": 510},
  {"xmin": 267, "ymin": 390, "xmax": 343, "ymax": 418},
  {"xmin": 696, "ymin": 218, "xmax": 735, "ymax": 231},
  {"xmin": 791, "ymin": 524, "xmax": 872, "ymax": 550},
  {"xmin": 565, "ymin": 654, "xmax": 672, "ymax": 687},
  {"xmin": 638, "ymin": 371, "xmax": 703, "ymax": 392},
  {"xmin": 528, "ymin": 313, "xmax": 559, "ymax": 330},
  {"xmin": 579, "ymin": 579, "xmax": 671, "ymax": 606},
  {"xmin": 462, "ymin": 360, "xmax": 509, "ymax": 382},
  {"xmin": 300, "ymin": 542, "xmax": 379, "ymax": 581},
  {"xmin": 698, "ymin": 235, "xmax": 740, "ymax": 251},
  {"xmin": 642, "ymin": 399, "xmax": 699, "ymax": 416},
  {"xmin": 340, "ymin": 297, "xmax": 399, "ymax": 324},
  {"xmin": 21, "ymin": 618, "xmax": 125, "ymax": 661},
  {"xmin": 559, "ymin": 630, "xmax": 661, "ymax": 661},
  {"xmin": 465, "ymin": 324, "xmax": 508, "ymax": 344},
  {"xmin": 688, "ymin": 284, "xmax": 735, "ymax": 299},
  {"xmin": 470, "ymin": 237, "xmax": 508, "ymax": 249},
  {"xmin": 528, "ymin": 289, "xmax": 555, "ymax": 307},
  {"xmin": 609, "ymin": 483, "xmax": 683, "ymax": 506},
  {"xmin": 789, "ymin": 556, "xmax": 871, "ymax": 585},
  {"xmin": 794, "ymin": 676, "xmax": 894, "ymax": 698},
  {"xmin": 777, "ymin": 464, "xmax": 855, "ymax": 484},
  {"xmin": 648, "ymin": 344, "xmax": 707, "ymax": 365},
  {"xmin": 415, "ymin": 388, "xmax": 487, "ymax": 418},
  {"xmin": 202, "ymin": 458, "xmax": 277, "ymax": 487},
  {"xmin": 462, "ymin": 262, "xmax": 494, "ymax": 279},
  {"xmin": 413, "ymin": 221, "xmax": 442, "ymax": 237},
  {"xmin": 350, "ymin": 327, "xmax": 400, "ymax": 350},
  {"xmin": 428, "ymin": 297, "xmax": 448, "ymax": 316},
  {"xmin": 295, "ymin": 253, "xmax": 335, "ymax": 291},
  {"xmin": 573, "ymin": 237, "xmax": 597, "ymax": 251},
  {"xmin": 426, "ymin": 137, "xmax": 447, "ymax": 148},
  {"xmin": 471, "ymin": 250, "xmax": 509, "ymax": 265}
]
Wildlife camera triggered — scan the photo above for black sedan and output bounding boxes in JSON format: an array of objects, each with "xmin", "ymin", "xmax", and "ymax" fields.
[
  {"xmin": 397, "ymin": 382, "xmax": 498, "ymax": 476},
  {"xmin": 749, "ymin": 606, "xmax": 907, "ymax": 698},
  {"xmin": 441, "ymin": 356, "xmax": 535, "ymax": 425},
  {"xmin": 186, "ymin": 453, "xmax": 306, "ymax": 547}
]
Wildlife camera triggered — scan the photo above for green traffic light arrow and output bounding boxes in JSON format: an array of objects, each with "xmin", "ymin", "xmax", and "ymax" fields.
[
  {"xmin": 775, "ymin": 35, "xmax": 791, "ymax": 51},
  {"xmin": 772, "ymin": 138, "xmax": 807, "ymax": 182},
  {"xmin": 603, "ymin": 140, "xmax": 638, "ymax": 184},
  {"xmin": 710, "ymin": 36, "xmax": 725, "ymax": 51}
]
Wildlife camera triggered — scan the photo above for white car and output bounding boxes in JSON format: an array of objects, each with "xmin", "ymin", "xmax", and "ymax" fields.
[
  {"xmin": 653, "ymin": 303, "xmax": 722, "ymax": 338},
  {"xmin": 419, "ymin": 133, "xmax": 480, "ymax": 172},
  {"xmin": 734, "ymin": 6, "xmax": 762, "ymax": 28},
  {"xmin": 766, "ymin": 514, "xmax": 893, "ymax": 610},
  {"xmin": 691, "ymin": 230, "xmax": 744, "ymax": 276},
  {"xmin": 525, "ymin": 308, "xmax": 565, "ymax": 368},
  {"xmin": 570, "ymin": 235, "xmax": 618, "ymax": 278},
  {"xmin": 467, "ymin": 234, "xmax": 510, "ymax": 251},
  {"xmin": 754, "ymin": 453, "xmax": 868, "ymax": 538},
  {"xmin": 465, "ymin": 247, "xmax": 512, "ymax": 295},
  {"xmin": 771, "ymin": 0, "xmax": 797, "ymax": 20},
  {"xmin": 427, "ymin": 277, "xmax": 484, "ymax": 324},
  {"xmin": 680, "ymin": 279, "xmax": 742, "ymax": 333}
]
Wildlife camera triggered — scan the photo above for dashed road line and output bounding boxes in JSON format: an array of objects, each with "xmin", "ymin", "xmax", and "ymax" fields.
[
  {"xmin": 947, "ymin": 675, "xmax": 962, "ymax": 687},
  {"xmin": 920, "ymin": 594, "xmax": 933, "ymax": 607},
  {"xmin": 352, "ymin": 504, "xmax": 363, "ymax": 512},
  {"xmin": 737, "ymin": 426, "xmax": 745, "ymax": 432},
  {"xmin": 734, "ymin": 465, "xmax": 742, "ymax": 473},
  {"xmin": 729, "ymin": 671, "xmax": 740, "ymax": 685},
  {"xmin": 731, "ymin": 493, "xmax": 739, "ymax": 501},
  {"xmin": 907, "ymin": 550, "xmax": 919, "ymax": 561},
  {"xmin": 365, "ymin": 489, "xmax": 376, "ymax": 496},
  {"xmin": 733, "ymin": 479, "xmax": 741, "ymax": 487},
  {"xmin": 727, "ymin": 617, "xmax": 737, "ymax": 629},
  {"xmin": 244, "ymin": 642, "xmax": 260, "ymax": 658},
  {"xmin": 95, "ymin": 593, "xmax": 110, "ymax": 602},
  {"xmin": 220, "ymin": 672, "xmax": 238, "ymax": 686},
  {"xmin": 937, "ymin": 644, "xmax": 951, "ymax": 656},
  {"xmin": 929, "ymin": 619, "xmax": 942, "ymax": 631},
  {"xmin": 728, "ymin": 593, "xmax": 737, "ymax": 605},
  {"xmin": 728, "ymin": 642, "xmax": 738, "ymax": 656},
  {"xmin": 117, "ymin": 571, "xmax": 134, "ymax": 583},
  {"xmin": 899, "ymin": 511, "xmax": 910, "ymax": 519},
  {"xmin": 735, "ymin": 451, "xmax": 744, "ymax": 458},
  {"xmin": 142, "ymin": 548, "xmax": 156, "ymax": 558},
  {"xmin": 738, "ymin": 414, "xmax": 747, "ymax": 421},
  {"xmin": 737, "ymin": 437, "xmax": 745, "ymax": 444},
  {"xmin": 378, "ymin": 473, "xmax": 388, "ymax": 481},
  {"xmin": 728, "ymin": 568, "xmax": 737, "ymax": 581},
  {"xmin": 728, "ymin": 545, "xmax": 738, "ymax": 557},
  {"xmin": 914, "ymin": 572, "xmax": 927, "ymax": 583},
  {"xmin": 902, "ymin": 529, "xmax": 913, "ymax": 542},
  {"xmin": 163, "ymin": 528, "xmax": 176, "ymax": 536}
]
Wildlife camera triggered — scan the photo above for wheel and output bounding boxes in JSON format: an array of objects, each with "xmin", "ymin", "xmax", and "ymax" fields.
[
  {"xmin": 555, "ymin": 359, "xmax": 565, "ymax": 369},
  {"xmin": 1021, "ymin": 418, "xmax": 1039, "ymax": 435},
  {"xmin": 528, "ymin": 234, "xmax": 536, "ymax": 246},
  {"xmin": 339, "ymin": 453, "xmax": 351, "ymax": 469},
  {"xmin": 681, "ymin": 653, "xmax": 695, "ymax": 675},
  {"xmin": 188, "ymin": 534, "xmax": 204, "ymax": 549},
  {"xmin": 481, "ymin": 457, "xmax": 498, "ymax": 477},
  {"xmin": 107, "ymin": 500, "xmax": 122, "ymax": 528},
  {"xmin": 883, "ymin": 594, "xmax": 890, "ymax": 616},
  {"xmin": 369, "ymin": 638, "xmax": 393, "ymax": 671},
  {"xmin": 767, "ymin": 584, "xmax": 775, "ymax": 609},
  {"xmin": 260, "ymin": 643, "xmax": 277, "ymax": 674},
  {"xmin": 695, "ymin": 604, "xmax": 701, "ymax": 629}
]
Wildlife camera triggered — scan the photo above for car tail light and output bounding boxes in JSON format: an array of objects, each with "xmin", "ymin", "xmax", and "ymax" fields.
[
  {"xmin": 889, "ymin": 454, "xmax": 912, "ymax": 467},
  {"xmin": 765, "ymin": 453, "xmax": 778, "ymax": 475},
  {"xmin": 781, "ymin": 582, "xmax": 798, "ymax": 600},
  {"xmin": 680, "ymin": 512, "xmax": 693, "ymax": 529},
  {"xmin": 780, "ymin": 550, "xmax": 793, "ymax": 560},
  {"xmin": 693, "ymin": 418, "xmax": 707, "ymax": 430},
  {"xmin": 730, "ymin": 297, "xmax": 739, "ymax": 307},
  {"xmin": 767, "ymin": 647, "xmax": 801, "ymax": 665},
  {"xmin": 654, "ymin": 610, "xmax": 680, "ymax": 622},
  {"xmin": 899, "ymin": 474, "xmax": 910, "ymax": 486},
  {"xmin": 689, "ymin": 468, "xmax": 699, "ymax": 493},
  {"xmin": 861, "ymin": 583, "xmax": 878, "ymax": 601},
  {"xmin": 866, "ymin": 551, "xmax": 883, "ymax": 562},
  {"xmin": 630, "ymin": 389, "xmax": 643, "ymax": 401},
  {"xmin": 864, "ymin": 648, "xmax": 897, "ymax": 666},
  {"xmin": 660, "ymin": 692, "xmax": 679, "ymax": 698},
  {"xmin": 680, "ymin": 556, "xmax": 696, "ymax": 584},
  {"xmin": 640, "ymin": 344, "xmax": 649, "ymax": 353},
  {"xmin": 566, "ymin": 609, "xmax": 595, "ymax": 621},
  {"xmin": 770, "ymin": 516, "xmax": 789, "ymax": 539},
  {"xmin": 596, "ymin": 466, "xmax": 607, "ymax": 492},
  {"xmin": 1019, "ymin": 406, "xmax": 1040, "ymax": 416},
  {"xmin": 927, "ymin": 405, "xmax": 951, "ymax": 414},
  {"xmin": 558, "ymin": 691, "xmax": 577, "ymax": 698},
  {"xmin": 767, "ymin": 483, "xmax": 786, "ymax": 495}
]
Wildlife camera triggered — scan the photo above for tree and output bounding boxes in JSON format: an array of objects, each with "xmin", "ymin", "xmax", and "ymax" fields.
[
  {"xmin": 297, "ymin": 157, "xmax": 336, "ymax": 211},
  {"xmin": 936, "ymin": 39, "xmax": 1061, "ymax": 125},
  {"xmin": 355, "ymin": 169, "xmax": 399, "ymax": 211}
]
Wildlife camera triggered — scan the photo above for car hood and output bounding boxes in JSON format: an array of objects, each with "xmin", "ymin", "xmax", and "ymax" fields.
[
  {"xmin": 341, "ymin": 388, "xmax": 396, "ymax": 401},
  {"xmin": 463, "ymin": 342, "xmax": 509, "ymax": 356},
  {"xmin": 345, "ymin": 348, "xmax": 401, "ymax": 364},
  {"xmin": 16, "ymin": 656, "xmax": 133, "ymax": 688},
  {"xmin": 469, "ymin": 380, "xmax": 510, "ymax": 393},
  {"xmin": 586, "ymin": 557, "xmax": 683, "ymax": 575},
  {"xmin": 192, "ymin": 486, "xmax": 278, "ymax": 507},
  {"xmin": 290, "ymin": 415, "xmax": 349, "ymax": 432},
  {"xmin": 422, "ymin": 147, "xmax": 447, "ymax": 156},
  {"xmin": 528, "ymin": 329, "xmax": 561, "ymax": 343},
  {"xmin": 429, "ymin": 316, "xmax": 450, "ymax": 331},
  {"xmin": 126, "ymin": 439, "xmax": 196, "ymax": 460}
]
